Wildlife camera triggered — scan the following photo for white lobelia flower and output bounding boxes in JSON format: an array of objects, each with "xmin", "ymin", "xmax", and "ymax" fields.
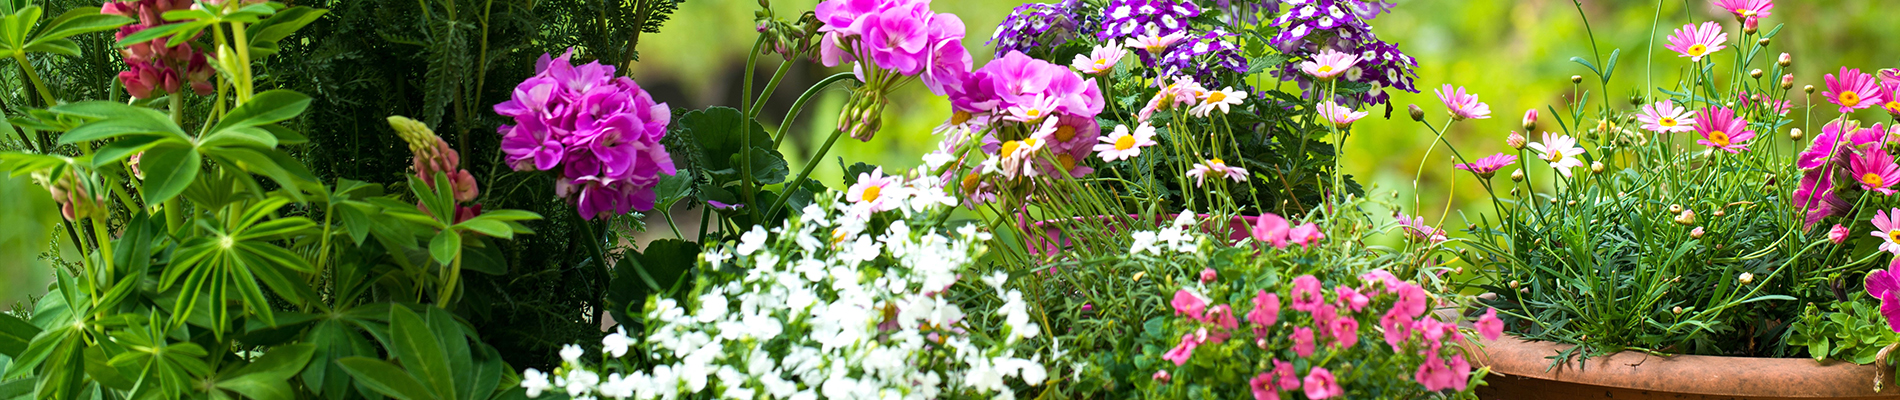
[
  {"xmin": 522, "ymin": 368, "xmax": 554, "ymax": 398},
  {"xmin": 695, "ymin": 291, "xmax": 729, "ymax": 323},
  {"xmin": 559, "ymin": 344, "xmax": 585, "ymax": 364},
  {"xmin": 704, "ymin": 248, "xmax": 732, "ymax": 269},
  {"xmin": 1130, "ymin": 231, "xmax": 1162, "ymax": 255},
  {"xmin": 736, "ymin": 225, "xmax": 769, "ymax": 256},
  {"xmin": 563, "ymin": 368, "xmax": 600, "ymax": 397},
  {"xmin": 601, "ymin": 327, "xmax": 634, "ymax": 358},
  {"xmin": 598, "ymin": 373, "xmax": 634, "ymax": 399}
]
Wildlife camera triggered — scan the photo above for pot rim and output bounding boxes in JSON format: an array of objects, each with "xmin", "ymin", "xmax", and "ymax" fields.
[{"xmin": 1475, "ymin": 334, "xmax": 1899, "ymax": 397}]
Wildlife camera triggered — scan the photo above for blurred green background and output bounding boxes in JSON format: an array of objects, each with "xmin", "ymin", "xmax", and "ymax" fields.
[{"xmin": 5, "ymin": 0, "xmax": 1897, "ymax": 307}]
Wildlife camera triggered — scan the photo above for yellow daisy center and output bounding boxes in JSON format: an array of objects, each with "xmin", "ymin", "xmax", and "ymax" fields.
[
  {"xmin": 1686, "ymin": 44, "xmax": 1707, "ymax": 57},
  {"xmin": 952, "ymin": 111, "xmax": 972, "ymax": 125},
  {"xmin": 1659, "ymin": 117, "xmax": 1678, "ymax": 127},
  {"xmin": 1209, "ymin": 158, "xmax": 1226, "ymax": 167},
  {"xmin": 861, "ymin": 185, "xmax": 883, "ymax": 202},
  {"xmin": 1736, "ymin": 9, "xmax": 1754, "ymax": 16},
  {"xmin": 1841, "ymin": 91, "xmax": 1863, "ymax": 106},
  {"xmin": 961, "ymin": 172, "xmax": 982, "ymax": 194},
  {"xmin": 1056, "ymin": 126, "xmax": 1077, "ymax": 142},
  {"xmin": 1889, "ymin": 229, "xmax": 1900, "ymax": 243},
  {"xmin": 1094, "ymin": 58, "xmax": 1109, "ymax": 67},
  {"xmin": 1885, "ymin": 101, "xmax": 1900, "ymax": 114},
  {"xmin": 1317, "ymin": 65, "xmax": 1335, "ymax": 74},
  {"xmin": 1865, "ymin": 172, "xmax": 1886, "ymax": 188},
  {"xmin": 1206, "ymin": 92, "xmax": 1228, "ymax": 103},
  {"xmin": 1114, "ymin": 134, "xmax": 1137, "ymax": 150},
  {"xmin": 1709, "ymin": 131, "xmax": 1730, "ymax": 146},
  {"xmin": 1001, "ymin": 140, "xmax": 1023, "ymax": 157},
  {"xmin": 1548, "ymin": 151, "xmax": 1565, "ymax": 163},
  {"xmin": 1058, "ymin": 154, "xmax": 1077, "ymax": 171},
  {"xmin": 1026, "ymin": 108, "xmax": 1044, "ymax": 119}
]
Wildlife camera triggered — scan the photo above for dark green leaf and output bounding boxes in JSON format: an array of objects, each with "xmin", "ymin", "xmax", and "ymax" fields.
[
  {"xmin": 245, "ymin": 7, "xmax": 324, "ymax": 57},
  {"xmin": 0, "ymin": 313, "xmax": 36, "ymax": 357},
  {"xmin": 387, "ymin": 306, "xmax": 455, "ymax": 400},
  {"xmin": 607, "ymin": 239, "xmax": 701, "ymax": 325},
  {"xmin": 208, "ymin": 90, "xmax": 311, "ymax": 135},
  {"xmin": 91, "ymin": 135, "xmax": 164, "ymax": 168},
  {"xmin": 334, "ymin": 357, "xmax": 436, "ymax": 400},
  {"xmin": 139, "ymin": 142, "xmax": 199, "ymax": 205}
]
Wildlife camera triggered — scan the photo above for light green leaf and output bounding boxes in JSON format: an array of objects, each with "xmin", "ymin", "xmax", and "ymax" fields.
[
  {"xmin": 138, "ymin": 142, "xmax": 199, "ymax": 205},
  {"xmin": 0, "ymin": 313, "xmax": 36, "ymax": 358},
  {"xmin": 198, "ymin": 126, "xmax": 279, "ymax": 150},
  {"xmin": 245, "ymin": 7, "xmax": 324, "ymax": 57},
  {"xmin": 428, "ymin": 230, "xmax": 460, "ymax": 267},
  {"xmin": 208, "ymin": 90, "xmax": 310, "ymax": 134},
  {"xmin": 27, "ymin": 7, "xmax": 128, "ymax": 45},
  {"xmin": 230, "ymin": 344, "xmax": 314, "ymax": 382},
  {"xmin": 20, "ymin": 38, "xmax": 74, "ymax": 56},
  {"xmin": 334, "ymin": 357, "xmax": 436, "ymax": 400},
  {"xmin": 452, "ymin": 219, "xmax": 510, "ymax": 239}
]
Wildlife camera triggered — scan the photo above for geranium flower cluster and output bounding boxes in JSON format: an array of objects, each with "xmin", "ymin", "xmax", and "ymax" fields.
[
  {"xmin": 815, "ymin": 0, "xmax": 968, "ymax": 93},
  {"xmin": 1267, "ymin": 0, "xmax": 1418, "ymax": 105},
  {"xmin": 494, "ymin": 50, "xmax": 676, "ymax": 221},
  {"xmin": 104, "ymin": 0, "xmax": 215, "ymax": 99},
  {"xmin": 940, "ymin": 51, "xmax": 1106, "ymax": 182},
  {"xmin": 988, "ymin": 0, "xmax": 1092, "ymax": 57},
  {"xmin": 519, "ymin": 190, "xmax": 1049, "ymax": 400}
]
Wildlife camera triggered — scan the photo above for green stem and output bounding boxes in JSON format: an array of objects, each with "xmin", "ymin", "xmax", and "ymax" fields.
[
  {"xmin": 230, "ymin": 21, "xmax": 255, "ymax": 102},
  {"xmin": 774, "ymin": 72, "xmax": 856, "ymax": 148},
  {"xmin": 437, "ymin": 244, "xmax": 463, "ymax": 308},
  {"xmin": 748, "ymin": 58, "xmax": 795, "ymax": 121},
  {"xmin": 765, "ymin": 127, "xmax": 847, "ymax": 220},
  {"xmin": 738, "ymin": 35, "xmax": 766, "ymax": 221},
  {"xmin": 12, "ymin": 54, "xmax": 57, "ymax": 106},
  {"xmin": 89, "ymin": 214, "xmax": 114, "ymax": 288},
  {"xmin": 577, "ymin": 215, "xmax": 613, "ymax": 325}
]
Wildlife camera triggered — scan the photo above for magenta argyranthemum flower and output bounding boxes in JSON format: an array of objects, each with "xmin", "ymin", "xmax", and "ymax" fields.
[
  {"xmin": 1300, "ymin": 49, "xmax": 1359, "ymax": 81},
  {"xmin": 1693, "ymin": 107, "xmax": 1756, "ymax": 153},
  {"xmin": 1071, "ymin": 44, "xmax": 1127, "ymax": 76},
  {"xmin": 1826, "ymin": 67, "xmax": 1887, "ymax": 113},
  {"xmin": 1637, "ymin": 99, "xmax": 1695, "ymax": 133},
  {"xmin": 1665, "ymin": 22, "xmax": 1727, "ymax": 62},
  {"xmin": 1867, "ymin": 265, "xmax": 1900, "ymax": 332},
  {"xmin": 1094, "ymin": 123, "xmax": 1157, "ymax": 162},
  {"xmin": 1317, "ymin": 101, "xmax": 1368, "ymax": 129},
  {"xmin": 1124, "ymin": 28, "xmax": 1185, "ymax": 56},
  {"xmin": 1186, "ymin": 158, "xmax": 1247, "ymax": 186},
  {"xmin": 1454, "ymin": 153, "xmax": 1518, "ymax": 179},
  {"xmin": 1850, "ymin": 150, "xmax": 1900, "ymax": 195},
  {"xmin": 1527, "ymin": 132, "xmax": 1586, "ymax": 177},
  {"xmin": 1871, "ymin": 208, "xmax": 1900, "ymax": 255},
  {"xmin": 1880, "ymin": 80, "xmax": 1900, "ymax": 117},
  {"xmin": 1434, "ymin": 84, "xmax": 1491, "ymax": 120},
  {"xmin": 1713, "ymin": 0, "xmax": 1773, "ymax": 22}
]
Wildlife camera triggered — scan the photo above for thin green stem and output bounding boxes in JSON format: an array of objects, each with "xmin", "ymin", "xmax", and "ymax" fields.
[
  {"xmin": 739, "ymin": 35, "xmax": 766, "ymax": 221},
  {"xmin": 12, "ymin": 54, "xmax": 58, "ymax": 106},
  {"xmin": 766, "ymin": 127, "xmax": 847, "ymax": 220},
  {"xmin": 774, "ymin": 73, "xmax": 856, "ymax": 148}
]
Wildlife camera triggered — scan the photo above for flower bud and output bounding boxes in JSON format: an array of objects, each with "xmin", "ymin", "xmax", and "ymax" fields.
[
  {"xmin": 1571, "ymin": 75, "xmax": 1584, "ymax": 84},
  {"xmin": 1712, "ymin": 208, "xmax": 1725, "ymax": 217},
  {"xmin": 1744, "ymin": 19, "xmax": 1759, "ymax": 34},
  {"xmin": 1673, "ymin": 306, "xmax": 1684, "ymax": 315},
  {"xmin": 1690, "ymin": 226, "xmax": 1705, "ymax": 239},
  {"xmin": 1750, "ymin": 69, "xmax": 1763, "ymax": 79},
  {"xmin": 1153, "ymin": 370, "xmax": 1171, "ymax": 382},
  {"xmin": 1590, "ymin": 161, "xmax": 1604, "ymax": 174},
  {"xmin": 1509, "ymin": 280, "xmax": 1520, "ymax": 289},
  {"xmin": 1778, "ymin": 53, "xmax": 1792, "ymax": 67},
  {"xmin": 1674, "ymin": 209, "xmax": 1696, "ymax": 225},
  {"xmin": 1756, "ymin": 37, "xmax": 1770, "ymax": 46},
  {"xmin": 1781, "ymin": 74, "xmax": 1794, "ymax": 90},
  {"xmin": 1804, "ymin": 85, "xmax": 1815, "ymax": 94},
  {"xmin": 1507, "ymin": 131, "xmax": 1527, "ymax": 150},
  {"xmin": 1408, "ymin": 104, "xmax": 1425, "ymax": 122},
  {"xmin": 1739, "ymin": 272, "xmax": 1754, "ymax": 285},
  {"xmin": 1522, "ymin": 109, "xmax": 1539, "ymax": 131},
  {"xmin": 1566, "ymin": 200, "xmax": 1576, "ymax": 206},
  {"xmin": 1669, "ymin": 204, "xmax": 1683, "ymax": 214},
  {"xmin": 1199, "ymin": 268, "xmax": 1218, "ymax": 284}
]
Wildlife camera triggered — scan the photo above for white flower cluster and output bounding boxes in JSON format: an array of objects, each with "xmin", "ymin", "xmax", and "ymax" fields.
[
  {"xmin": 523, "ymin": 189, "xmax": 1047, "ymax": 400},
  {"xmin": 1129, "ymin": 213, "xmax": 1201, "ymax": 255}
]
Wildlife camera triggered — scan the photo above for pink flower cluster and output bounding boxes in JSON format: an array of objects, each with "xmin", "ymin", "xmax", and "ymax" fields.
[
  {"xmin": 1250, "ymin": 213, "xmax": 1323, "ymax": 249},
  {"xmin": 1794, "ymin": 120, "xmax": 1894, "ymax": 228},
  {"xmin": 815, "ymin": 0, "xmax": 969, "ymax": 92},
  {"xmin": 1157, "ymin": 271, "xmax": 1476, "ymax": 398},
  {"xmin": 104, "ymin": 0, "xmax": 215, "ymax": 99},
  {"xmin": 494, "ymin": 51, "xmax": 676, "ymax": 220},
  {"xmin": 412, "ymin": 137, "xmax": 483, "ymax": 222},
  {"xmin": 946, "ymin": 51, "xmax": 1106, "ymax": 179}
]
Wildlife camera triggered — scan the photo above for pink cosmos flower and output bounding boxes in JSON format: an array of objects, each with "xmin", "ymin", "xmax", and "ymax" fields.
[
  {"xmin": 847, "ymin": 167, "xmax": 903, "ymax": 213},
  {"xmin": 1095, "ymin": 123, "xmax": 1157, "ymax": 162},
  {"xmin": 1071, "ymin": 44, "xmax": 1127, "ymax": 76},
  {"xmin": 1300, "ymin": 49, "xmax": 1359, "ymax": 80},
  {"xmin": 1872, "ymin": 209, "xmax": 1900, "ymax": 255},
  {"xmin": 1303, "ymin": 367, "xmax": 1342, "ymax": 399},
  {"xmin": 1291, "ymin": 327, "xmax": 1316, "ymax": 358},
  {"xmin": 1397, "ymin": 213, "xmax": 1449, "ymax": 243},
  {"xmin": 1453, "ymin": 153, "xmax": 1518, "ymax": 179},
  {"xmin": 1637, "ymin": 99, "xmax": 1696, "ymax": 133},
  {"xmin": 1252, "ymin": 213, "xmax": 1292, "ymax": 249},
  {"xmin": 1316, "ymin": 101, "xmax": 1368, "ymax": 129},
  {"xmin": 1850, "ymin": 150, "xmax": 1900, "ymax": 195},
  {"xmin": 1434, "ymin": 84, "xmax": 1491, "ymax": 120},
  {"xmin": 1172, "ymin": 289, "xmax": 1208, "ymax": 320},
  {"xmin": 1825, "ymin": 67, "xmax": 1886, "ymax": 113},
  {"xmin": 1476, "ymin": 308, "xmax": 1505, "ymax": 341},
  {"xmin": 1665, "ymin": 21, "xmax": 1727, "ymax": 62},
  {"xmin": 1248, "ymin": 290, "xmax": 1280, "ymax": 327},
  {"xmin": 1867, "ymin": 265, "xmax": 1900, "ymax": 332},
  {"xmin": 1162, "ymin": 328, "xmax": 1208, "ymax": 366},
  {"xmin": 1186, "ymin": 158, "xmax": 1248, "ymax": 186},
  {"xmin": 1830, "ymin": 224, "xmax": 1852, "ymax": 244},
  {"xmin": 1693, "ymin": 107, "xmax": 1756, "ymax": 153},
  {"xmin": 1250, "ymin": 373, "xmax": 1279, "ymax": 400},
  {"xmin": 1290, "ymin": 275, "xmax": 1325, "ymax": 312},
  {"xmin": 1713, "ymin": 0, "xmax": 1773, "ymax": 22},
  {"xmin": 1288, "ymin": 223, "xmax": 1325, "ymax": 247}
]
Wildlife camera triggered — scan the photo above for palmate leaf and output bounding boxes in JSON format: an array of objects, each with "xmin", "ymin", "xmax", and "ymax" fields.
[{"xmin": 161, "ymin": 199, "xmax": 317, "ymax": 332}]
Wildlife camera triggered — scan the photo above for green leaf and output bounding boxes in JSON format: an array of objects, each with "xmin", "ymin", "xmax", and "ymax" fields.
[
  {"xmin": 334, "ymin": 357, "xmax": 437, "ymax": 400},
  {"xmin": 138, "ymin": 142, "xmax": 199, "ymax": 205},
  {"xmin": 0, "ymin": 313, "xmax": 36, "ymax": 357},
  {"xmin": 245, "ymin": 7, "xmax": 324, "ymax": 57},
  {"xmin": 653, "ymin": 170, "xmax": 691, "ymax": 211},
  {"xmin": 387, "ymin": 306, "xmax": 455, "ymax": 400},
  {"xmin": 91, "ymin": 135, "xmax": 165, "ymax": 168},
  {"xmin": 208, "ymin": 90, "xmax": 311, "ymax": 134},
  {"xmin": 52, "ymin": 101, "xmax": 186, "ymax": 143},
  {"xmin": 458, "ymin": 237, "xmax": 507, "ymax": 276},
  {"xmin": 217, "ymin": 374, "xmax": 294, "ymax": 400},
  {"xmin": 28, "ymin": 7, "xmax": 129, "ymax": 45},
  {"xmin": 429, "ymin": 230, "xmax": 460, "ymax": 266},
  {"xmin": 20, "ymin": 37, "xmax": 74, "ymax": 56},
  {"xmin": 198, "ymin": 126, "xmax": 279, "ymax": 149},
  {"xmin": 230, "ymin": 344, "xmax": 314, "ymax": 382},
  {"xmin": 742, "ymin": 147, "xmax": 788, "ymax": 185},
  {"xmin": 606, "ymin": 239, "xmax": 702, "ymax": 325},
  {"xmin": 1, "ymin": 7, "xmax": 44, "ymax": 49},
  {"xmin": 681, "ymin": 106, "xmax": 769, "ymax": 173},
  {"xmin": 112, "ymin": 20, "xmax": 190, "ymax": 47},
  {"xmin": 452, "ymin": 219, "xmax": 511, "ymax": 239}
]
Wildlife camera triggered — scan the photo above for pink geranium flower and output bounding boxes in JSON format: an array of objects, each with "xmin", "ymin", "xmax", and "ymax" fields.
[
  {"xmin": 1825, "ymin": 67, "xmax": 1886, "ymax": 113},
  {"xmin": 1693, "ymin": 107, "xmax": 1756, "ymax": 153},
  {"xmin": 1638, "ymin": 99, "xmax": 1696, "ymax": 133},
  {"xmin": 1476, "ymin": 308, "xmax": 1504, "ymax": 341},
  {"xmin": 1527, "ymin": 132, "xmax": 1586, "ymax": 177},
  {"xmin": 1300, "ymin": 49, "xmax": 1359, "ymax": 81},
  {"xmin": 1850, "ymin": 150, "xmax": 1900, "ymax": 195},
  {"xmin": 1274, "ymin": 359, "xmax": 1302, "ymax": 390},
  {"xmin": 1454, "ymin": 153, "xmax": 1518, "ymax": 179},
  {"xmin": 1665, "ymin": 21, "xmax": 1727, "ymax": 62},
  {"xmin": 1872, "ymin": 209, "xmax": 1900, "ymax": 255},
  {"xmin": 1303, "ymin": 367, "xmax": 1343, "ymax": 399},
  {"xmin": 1316, "ymin": 101, "xmax": 1368, "ymax": 129},
  {"xmin": 1434, "ymin": 84, "xmax": 1491, "ymax": 120}
]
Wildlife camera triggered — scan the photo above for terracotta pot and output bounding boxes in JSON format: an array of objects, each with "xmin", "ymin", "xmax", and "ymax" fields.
[{"xmin": 1476, "ymin": 335, "xmax": 1900, "ymax": 399}]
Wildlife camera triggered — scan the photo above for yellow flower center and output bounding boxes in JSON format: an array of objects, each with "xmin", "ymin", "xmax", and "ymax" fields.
[
  {"xmin": 1841, "ymin": 91, "xmax": 1862, "ymax": 106},
  {"xmin": 1209, "ymin": 158, "xmax": 1226, "ymax": 168},
  {"xmin": 1026, "ymin": 108, "xmax": 1044, "ymax": 119},
  {"xmin": 1024, "ymin": 138, "xmax": 1043, "ymax": 148},
  {"xmin": 1094, "ymin": 58, "xmax": 1109, "ymax": 67},
  {"xmin": 1055, "ymin": 126, "xmax": 1077, "ymax": 142},
  {"xmin": 1736, "ymin": 8, "xmax": 1754, "ymax": 16},
  {"xmin": 1709, "ymin": 131, "xmax": 1730, "ymax": 146},
  {"xmin": 961, "ymin": 172, "xmax": 982, "ymax": 194},
  {"xmin": 1114, "ymin": 134, "xmax": 1137, "ymax": 150},
  {"xmin": 1317, "ymin": 65, "xmax": 1335, "ymax": 74},
  {"xmin": 952, "ymin": 111, "xmax": 972, "ymax": 125},
  {"xmin": 1206, "ymin": 92, "xmax": 1227, "ymax": 103},
  {"xmin": 861, "ymin": 185, "xmax": 882, "ymax": 202},
  {"xmin": 1548, "ymin": 151, "xmax": 1565, "ymax": 163},
  {"xmin": 1865, "ymin": 172, "xmax": 1886, "ymax": 188},
  {"xmin": 1659, "ymin": 117, "xmax": 1678, "ymax": 127},
  {"xmin": 1889, "ymin": 229, "xmax": 1900, "ymax": 243},
  {"xmin": 1686, "ymin": 44, "xmax": 1707, "ymax": 57},
  {"xmin": 1001, "ymin": 140, "xmax": 1022, "ymax": 157},
  {"xmin": 1885, "ymin": 101, "xmax": 1900, "ymax": 114},
  {"xmin": 1058, "ymin": 154, "xmax": 1077, "ymax": 171}
]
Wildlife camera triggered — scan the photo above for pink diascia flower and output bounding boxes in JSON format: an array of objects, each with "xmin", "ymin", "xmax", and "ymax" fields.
[
  {"xmin": 1316, "ymin": 101, "xmax": 1368, "ymax": 129},
  {"xmin": 1072, "ymin": 44, "xmax": 1127, "ymax": 76},
  {"xmin": 1172, "ymin": 289, "xmax": 1209, "ymax": 320},
  {"xmin": 1095, "ymin": 123, "xmax": 1158, "ymax": 162},
  {"xmin": 1162, "ymin": 328, "xmax": 1208, "ymax": 366},
  {"xmin": 1252, "ymin": 213, "xmax": 1292, "ymax": 249},
  {"xmin": 1665, "ymin": 21, "xmax": 1727, "ymax": 62},
  {"xmin": 1335, "ymin": 286, "xmax": 1370, "ymax": 312},
  {"xmin": 1186, "ymin": 158, "xmax": 1248, "ymax": 186},
  {"xmin": 1713, "ymin": 0, "xmax": 1773, "ymax": 22},
  {"xmin": 1300, "ymin": 49, "xmax": 1360, "ymax": 80},
  {"xmin": 847, "ymin": 167, "xmax": 903, "ymax": 213},
  {"xmin": 1291, "ymin": 327, "xmax": 1317, "ymax": 358},
  {"xmin": 1153, "ymin": 370, "xmax": 1171, "ymax": 382},
  {"xmin": 1415, "ymin": 354, "xmax": 1473, "ymax": 392},
  {"xmin": 1829, "ymin": 224, "xmax": 1851, "ymax": 244},
  {"xmin": 1303, "ymin": 367, "xmax": 1343, "ymax": 399},
  {"xmin": 1824, "ymin": 67, "xmax": 1887, "ymax": 113},
  {"xmin": 1288, "ymin": 223, "xmax": 1325, "ymax": 247},
  {"xmin": 1476, "ymin": 308, "xmax": 1505, "ymax": 341},
  {"xmin": 1865, "ymin": 266, "xmax": 1900, "ymax": 332},
  {"xmin": 1850, "ymin": 149, "xmax": 1900, "ymax": 195},
  {"xmin": 1872, "ymin": 209, "xmax": 1900, "ymax": 255},
  {"xmin": 1249, "ymin": 373, "xmax": 1279, "ymax": 400},
  {"xmin": 1397, "ymin": 213, "xmax": 1449, "ymax": 243},
  {"xmin": 496, "ymin": 50, "xmax": 676, "ymax": 220},
  {"xmin": 1290, "ymin": 275, "xmax": 1325, "ymax": 312},
  {"xmin": 1638, "ymin": 99, "xmax": 1696, "ymax": 133},
  {"xmin": 1434, "ymin": 84, "xmax": 1492, "ymax": 120},
  {"xmin": 1328, "ymin": 316, "xmax": 1359, "ymax": 349},
  {"xmin": 1693, "ymin": 107, "xmax": 1756, "ymax": 153},
  {"xmin": 1453, "ymin": 153, "xmax": 1518, "ymax": 179},
  {"xmin": 1527, "ymin": 132, "xmax": 1586, "ymax": 177},
  {"xmin": 1248, "ymin": 290, "xmax": 1280, "ymax": 327},
  {"xmin": 1199, "ymin": 268, "xmax": 1219, "ymax": 283}
]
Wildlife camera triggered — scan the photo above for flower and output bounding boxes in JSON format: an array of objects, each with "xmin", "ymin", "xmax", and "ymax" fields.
[
  {"xmin": 601, "ymin": 327, "xmax": 633, "ymax": 358},
  {"xmin": 1872, "ymin": 208, "xmax": 1900, "ymax": 255},
  {"xmin": 1291, "ymin": 327, "xmax": 1316, "ymax": 357},
  {"xmin": 1868, "ymin": 266, "xmax": 1900, "ymax": 332},
  {"xmin": 1248, "ymin": 290, "xmax": 1280, "ymax": 327},
  {"xmin": 523, "ymin": 368, "xmax": 554, "ymax": 398},
  {"xmin": 1476, "ymin": 308, "xmax": 1504, "ymax": 341},
  {"xmin": 1172, "ymin": 289, "xmax": 1208, "ymax": 320},
  {"xmin": 496, "ymin": 51, "xmax": 676, "ymax": 220},
  {"xmin": 560, "ymin": 344, "xmax": 585, "ymax": 363},
  {"xmin": 1397, "ymin": 213, "xmax": 1449, "ymax": 243},
  {"xmin": 1434, "ymin": 84, "xmax": 1492, "ymax": 120},
  {"xmin": 1162, "ymin": 328, "xmax": 1208, "ymax": 366},
  {"xmin": 1316, "ymin": 101, "xmax": 1368, "ymax": 129},
  {"xmin": 1882, "ymin": 80, "xmax": 1900, "ymax": 117},
  {"xmin": 1250, "ymin": 373, "xmax": 1279, "ymax": 400},
  {"xmin": 1154, "ymin": 29, "xmax": 1250, "ymax": 82},
  {"xmin": 1527, "ymin": 132, "xmax": 1586, "ymax": 177},
  {"xmin": 816, "ymin": 0, "xmax": 965, "ymax": 80},
  {"xmin": 1071, "ymin": 44, "xmax": 1127, "ymax": 75},
  {"xmin": 1094, "ymin": 123, "xmax": 1158, "ymax": 161},
  {"xmin": 1713, "ymin": 0, "xmax": 1773, "ymax": 22},
  {"xmin": 1824, "ymin": 67, "xmax": 1886, "ymax": 113},
  {"xmin": 1291, "ymin": 275, "xmax": 1325, "ymax": 312},
  {"xmin": 1507, "ymin": 131, "xmax": 1527, "ymax": 149},
  {"xmin": 1693, "ymin": 107, "xmax": 1757, "ymax": 153},
  {"xmin": 1268, "ymin": 0, "xmax": 1420, "ymax": 105},
  {"xmin": 1190, "ymin": 86, "xmax": 1248, "ymax": 117},
  {"xmin": 1300, "ymin": 49, "xmax": 1360, "ymax": 80},
  {"xmin": 1303, "ymin": 367, "xmax": 1343, "ymax": 399},
  {"xmin": 1328, "ymin": 317, "xmax": 1359, "ymax": 349},
  {"xmin": 1453, "ymin": 153, "xmax": 1518, "ymax": 179},
  {"xmin": 1850, "ymin": 150, "xmax": 1900, "ymax": 195},
  {"xmin": 847, "ymin": 167, "xmax": 904, "ymax": 213},
  {"xmin": 1099, "ymin": 0, "xmax": 1201, "ymax": 43},
  {"xmin": 989, "ymin": 1, "xmax": 1089, "ymax": 57},
  {"xmin": 1124, "ymin": 28, "xmax": 1186, "ymax": 57},
  {"xmin": 106, "ymin": 0, "xmax": 216, "ymax": 99},
  {"xmin": 1186, "ymin": 158, "xmax": 1248, "ymax": 186},
  {"xmin": 1637, "ymin": 99, "xmax": 1696, "ymax": 133},
  {"xmin": 1199, "ymin": 268, "xmax": 1218, "ymax": 283},
  {"xmin": 1665, "ymin": 21, "xmax": 1727, "ymax": 62},
  {"xmin": 1288, "ymin": 223, "xmax": 1325, "ymax": 247},
  {"xmin": 1251, "ymin": 213, "xmax": 1291, "ymax": 249},
  {"xmin": 1153, "ymin": 370, "xmax": 1172, "ymax": 382},
  {"xmin": 1829, "ymin": 224, "xmax": 1852, "ymax": 244}
]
